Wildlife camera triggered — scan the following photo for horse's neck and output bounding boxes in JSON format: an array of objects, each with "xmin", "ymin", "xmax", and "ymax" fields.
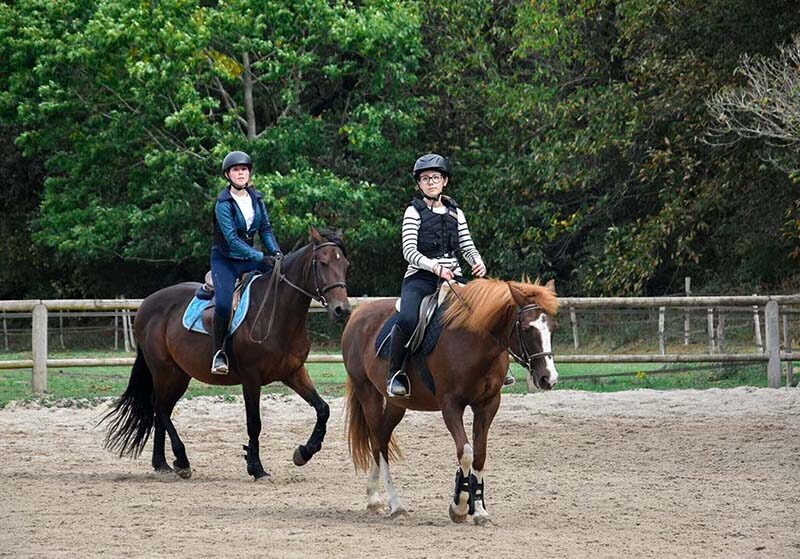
[
  {"xmin": 249, "ymin": 247, "xmax": 314, "ymax": 332},
  {"xmin": 485, "ymin": 303, "xmax": 517, "ymax": 346}
]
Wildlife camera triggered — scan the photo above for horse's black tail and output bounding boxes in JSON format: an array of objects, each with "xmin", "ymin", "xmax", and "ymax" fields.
[{"xmin": 101, "ymin": 347, "xmax": 155, "ymax": 458}]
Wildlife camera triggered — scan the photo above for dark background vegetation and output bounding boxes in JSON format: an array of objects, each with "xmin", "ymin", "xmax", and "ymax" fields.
[{"xmin": 2, "ymin": 0, "xmax": 799, "ymax": 299}]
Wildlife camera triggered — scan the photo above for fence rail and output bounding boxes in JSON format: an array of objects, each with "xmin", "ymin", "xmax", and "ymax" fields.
[{"xmin": 3, "ymin": 295, "xmax": 800, "ymax": 393}]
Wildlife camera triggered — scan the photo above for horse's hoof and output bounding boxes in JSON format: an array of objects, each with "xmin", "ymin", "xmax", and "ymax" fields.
[
  {"xmin": 473, "ymin": 514, "xmax": 492, "ymax": 527},
  {"xmin": 448, "ymin": 503, "xmax": 468, "ymax": 523},
  {"xmin": 388, "ymin": 507, "xmax": 408, "ymax": 519},
  {"xmin": 174, "ymin": 466, "xmax": 192, "ymax": 480},
  {"xmin": 293, "ymin": 446, "xmax": 309, "ymax": 466},
  {"xmin": 366, "ymin": 501, "xmax": 385, "ymax": 513},
  {"xmin": 253, "ymin": 471, "xmax": 273, "ymax": 483}
]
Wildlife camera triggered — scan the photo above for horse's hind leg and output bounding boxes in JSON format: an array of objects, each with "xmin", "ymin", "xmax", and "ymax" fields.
[
  {"xmin": 282, "ymin": 366, "xmax": 329, "ymax": 466},
  {"xmin": 469, "ymin": 393, "xmax": 501, "ymax": 526},
  {"xmin": 152, "ymin": 365, "xmax": 192, "ymax": 478}
]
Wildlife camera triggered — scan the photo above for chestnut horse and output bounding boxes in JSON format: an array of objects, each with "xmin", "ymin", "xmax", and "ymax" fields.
[
  {"xmin": 342, "ymin": 278, "xmax": 558, "ymax": 525},
  {"xmin": 103, "ymin": 228, "xmax": 350, "ymax": 480}
]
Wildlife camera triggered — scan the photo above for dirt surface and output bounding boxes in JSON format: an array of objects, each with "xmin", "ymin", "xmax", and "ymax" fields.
[{"xmin": 1, "ymin": 387, "xmax": 799, "ymax": 558}]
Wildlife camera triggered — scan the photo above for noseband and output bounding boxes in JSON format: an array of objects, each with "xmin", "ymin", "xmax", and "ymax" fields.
[
  {"xmin": 280, "ymin": 241, "xmax": 348, "ymax": 307},
  {"xmin": 507, "ymin": 303, "xmax": 555, "ymax": 373}
]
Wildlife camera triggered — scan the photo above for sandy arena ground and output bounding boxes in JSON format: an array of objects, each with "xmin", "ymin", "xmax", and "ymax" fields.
[{"xmin": 1, "ymin": 387, "xmax": 799, "ymax": 558}]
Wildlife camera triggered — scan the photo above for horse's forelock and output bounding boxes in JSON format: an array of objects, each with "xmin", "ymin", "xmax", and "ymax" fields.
[
  {"xmin": 316, "ymin": 228, "xmax": 347, "ymax": 257},
  {"xmin": 510, "ymin": 281, "xmax": 559, "ymax": 315}
]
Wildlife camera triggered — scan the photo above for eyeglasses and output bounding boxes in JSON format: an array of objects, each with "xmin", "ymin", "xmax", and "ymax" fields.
[{"xmin": 418, "ymin": 174, "xmax": 444, "ymax": 185}]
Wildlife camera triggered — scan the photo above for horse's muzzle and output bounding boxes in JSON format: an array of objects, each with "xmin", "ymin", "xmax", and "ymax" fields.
[{"xmin": 330, "ymin": 301, "xmax": 351, "ymax": 323}]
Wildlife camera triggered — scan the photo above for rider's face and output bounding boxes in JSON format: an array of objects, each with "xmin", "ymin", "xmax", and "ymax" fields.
[
  {"xmin": 417, "ymin": 171, "xmax": 447, "ymax": 198},
  {"xmin": 226, "ymin": 165, "xmax": 251, "ymax": 188}
]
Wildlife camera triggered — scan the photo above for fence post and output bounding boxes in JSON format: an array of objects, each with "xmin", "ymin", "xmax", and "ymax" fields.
[
  {"xmin": 658, "ymin": 307, "xmax": 666, "ymax": 355},
  {"xmin": 765, "ymin": 301, "xmax": 781, "ymax": 388},
  {"xmin": 570, "ymin": 307, "xmax": 579, "ymax": 349},
  {"xmin": 717, "ymin": 311, "xmax": 726, "ymax": 352},
  {"xmin": 783, "ymin": 313, "xmax": 793, "ymax": 387},
  {"xmin": 707, "ymin": 308, "xmax": 715, "ymax": 353},
  {"xmin": 122, "ymin": 307, "xmax": 131, "ymax": 353},
  {"xmin": 32, "ymin": 303, "xmax": 48, "ymax": 394},
  {"xmin": 753, "ymin": 300, "xmax": 763, "ymax": 352},
  {"xmin": 127, "ymin": 310, "xmax": 136, "ymax": 351},
  {"xmin": 684, "ymin": 277, "xmax": 691, "ymax": 345}
]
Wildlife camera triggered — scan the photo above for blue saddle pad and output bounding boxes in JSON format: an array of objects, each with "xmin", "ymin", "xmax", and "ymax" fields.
[
  {"xmin": 375, "ymin": 305, "xmax": 446, "ymax": 358},
  {"xmin": 181, "ymin": 275, "xmax": 260, "ymax": 335}
]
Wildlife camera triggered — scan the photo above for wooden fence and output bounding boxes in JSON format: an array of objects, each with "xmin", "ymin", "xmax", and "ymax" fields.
[{"xmin": 2, "ymin": 295, "xmax": 800, "ymax": 394}]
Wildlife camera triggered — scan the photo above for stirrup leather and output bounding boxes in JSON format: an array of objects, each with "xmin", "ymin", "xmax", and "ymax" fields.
[
  {"xmin": 386, "ymin": 370, "xmax": 411, "ymax": 398},
  {"xmin": 211, "ymin": 349, "xmax": 229, "ymax": 375}
]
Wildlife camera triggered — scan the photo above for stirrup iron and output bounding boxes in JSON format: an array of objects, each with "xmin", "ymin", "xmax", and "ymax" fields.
[
  {"xmin": 386, "ymin": 370, "xmax": 411, "ymax": 399},
  {"xmin": 211, "ymin": 349, "xmax": 229, "ymax": 375}
]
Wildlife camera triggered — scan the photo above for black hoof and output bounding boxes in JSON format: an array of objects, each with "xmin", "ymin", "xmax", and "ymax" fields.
[
  {"xmin": 293, "ymin": 446, "xmax": 312, "ymax": 466},
  {"xmin": 252, "ymin": 469, "xmax": 272, "ymax": 482},
  {"xmin": 172, "ymin": 460, "xmax": 192, "ymax": 479}
]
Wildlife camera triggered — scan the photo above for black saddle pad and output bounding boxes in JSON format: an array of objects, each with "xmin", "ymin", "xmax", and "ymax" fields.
[{"xmin": 375, "ymin": 305, "xmax": 446, "ymax": 358}]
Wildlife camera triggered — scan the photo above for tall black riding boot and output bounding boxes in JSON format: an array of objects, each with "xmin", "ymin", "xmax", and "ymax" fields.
[
  {"xmin": 210, "ymin": 315, "xmax": 229, "ymax": 375},
  {"xmin": 386, "ymin": 324, "xmax": 411, "ymax": 398}
]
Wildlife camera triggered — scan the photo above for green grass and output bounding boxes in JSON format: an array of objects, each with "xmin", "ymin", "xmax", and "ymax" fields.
[{"xmin": 0, "ymin": 350, "xmax": 791, "ymax": 409}]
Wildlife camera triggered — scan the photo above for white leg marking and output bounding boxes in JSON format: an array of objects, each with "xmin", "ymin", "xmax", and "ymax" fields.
[
  {"xmin": 532, "ymin": 318, "xmax": 559, "ymax": 385},
  {"xmin": 366, "ymin": 459, "xmax": 383, "ymax": 511},
  {"xmin": 379, "ymin": 455, "xmax": 407, "ymax": 517}
]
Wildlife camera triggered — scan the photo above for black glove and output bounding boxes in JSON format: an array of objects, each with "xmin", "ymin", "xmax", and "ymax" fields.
[{"xmin": 272, "ymin": 251, "xmax": 283, "ymax": 262}]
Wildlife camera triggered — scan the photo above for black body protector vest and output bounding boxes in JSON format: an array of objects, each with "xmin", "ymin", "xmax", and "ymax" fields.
[{"xmin": 411, "ymin": 197, "xmax": 460, "ymax": 259}]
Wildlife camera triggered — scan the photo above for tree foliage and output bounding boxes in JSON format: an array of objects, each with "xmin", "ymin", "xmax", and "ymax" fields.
[{"xmin": 1, "ymin": 0, "xmax": 799, "ymax": 297}]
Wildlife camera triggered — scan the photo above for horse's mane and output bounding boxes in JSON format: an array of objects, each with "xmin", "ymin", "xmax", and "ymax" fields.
[{"xmin": 442, "ymin": 278, "xmax": 558, "ymax": 334}]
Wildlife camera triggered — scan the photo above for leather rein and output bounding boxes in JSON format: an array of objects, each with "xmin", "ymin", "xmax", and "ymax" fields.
[
  {"xmin": 445, "ymin": 278, "xmax": 554, "ymax": 373},
  {"xmin": 249, "ymin": 241, "xmax": 347, "ymax": 343}
]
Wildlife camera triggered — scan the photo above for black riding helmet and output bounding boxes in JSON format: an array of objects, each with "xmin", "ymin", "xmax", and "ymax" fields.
[
  {"xmin": 412, "ymin": 153, "xmax": 450, "ymax": 180},
  {"xmin": 221, "ymin": 151, "xmax": 253, "ymax": 176}
]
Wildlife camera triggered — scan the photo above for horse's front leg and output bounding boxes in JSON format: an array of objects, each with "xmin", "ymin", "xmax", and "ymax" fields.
[
  {"xmin": 470, "ymin": 393, "xmax": 501, "ymax": 526},
  {"xmin": 441, "ymin": 398, "xmax": 471, "ymax": 523},
  {"xmin": 241, "ymin": 380, "xmax": 270, "ymax": 481},
  {"xmin": 282, "ymin": 366, "xmax": 329, "ymax": 466}
]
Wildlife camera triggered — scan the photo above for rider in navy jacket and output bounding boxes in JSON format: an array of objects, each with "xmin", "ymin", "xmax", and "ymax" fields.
[{"xmin": 210, "ymin": 151, "xmax": 282, "ymax": 375}]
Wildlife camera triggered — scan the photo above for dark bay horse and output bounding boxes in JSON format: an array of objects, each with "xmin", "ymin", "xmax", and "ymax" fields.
[
  {"xmin": 103, "ymin": 227, "xmax": 350, "ymax": 481},
  {"xmin": 342, "ymin": 278, "xmax": 558, "ymax": 525}
]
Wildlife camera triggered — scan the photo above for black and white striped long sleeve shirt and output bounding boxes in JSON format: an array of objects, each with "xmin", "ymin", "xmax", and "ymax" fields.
[{"xmin": 401, "ymin": 203, "xmax": 484, "ymax": 278}]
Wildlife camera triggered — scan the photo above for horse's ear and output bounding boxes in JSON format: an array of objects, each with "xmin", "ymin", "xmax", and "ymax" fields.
[
  {"xmin": 334, "ymin": 227, "xmax": 343, "ymax": 239},
  {"xmin": 544, "ymin": 278, "xmax": 556, "ymax": 294},
  {"xmin": 507, "ymin": 282, "xmax": 527, "ymax": 307},
  {"xmin": 309, "ymin": 226, "xmax": 324, "ymax": 242}
]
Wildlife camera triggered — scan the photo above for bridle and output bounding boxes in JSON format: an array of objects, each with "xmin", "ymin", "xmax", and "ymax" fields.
[
  {"xmin": 443, "ymin": 278, "xmax": 554, "ymax": 374},
  {"xmin": 507, "ymin": 303, "xmax": 555, "ymax": 373},
  {"xmin": 279, "ymin": 241, "xmax": 348, "ymax": 307},
  {"xmin": 249, "ymin": 240, "xmax": 347, "ymax": 343}
]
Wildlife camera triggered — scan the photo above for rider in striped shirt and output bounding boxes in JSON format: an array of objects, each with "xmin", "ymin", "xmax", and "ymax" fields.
[{"xmin": 387, "ymin": 154, "xmax": 509, "ymax": 398}]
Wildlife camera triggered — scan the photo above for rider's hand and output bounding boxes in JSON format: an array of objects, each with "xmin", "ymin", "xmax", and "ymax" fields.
[
  {"xmin": 272, "ymin": 251, "xmax": 283, "ymax": 262},
  {"xmin": 471, "ymin": 261, "xmax": 487, "ymax": 278},
  {"xmin": 434, "ymin": 264, "xmax": 455, "ymax": 281}
]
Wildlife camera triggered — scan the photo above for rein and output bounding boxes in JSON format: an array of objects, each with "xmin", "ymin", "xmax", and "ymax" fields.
[
  {"xmin": 444, "ymin": 278, "xmax": 554, "ymax": 373},
  {"xmin": 248, "ymin": 241, "xmax": 347, "ymax": 344}
]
